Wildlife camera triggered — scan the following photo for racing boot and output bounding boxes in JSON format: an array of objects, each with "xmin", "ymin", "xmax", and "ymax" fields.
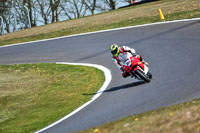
[{"xmin": 122, "ymin": 72, "xmax": 130, "ymax": 78}]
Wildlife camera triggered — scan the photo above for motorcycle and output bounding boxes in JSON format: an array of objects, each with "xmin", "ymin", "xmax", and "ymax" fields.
[{"xmin": 122, "ymin": 55, "xmax": 152, "ymax": 82}]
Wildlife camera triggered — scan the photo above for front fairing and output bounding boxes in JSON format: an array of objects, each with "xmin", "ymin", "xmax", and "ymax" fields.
[
  {"xmin": 120, "ymin": 53, "xmax": 149, "ymax": 75},
  {"xmin": 131, "ymin": 57, "xmax": 149, "ymax": 75}
]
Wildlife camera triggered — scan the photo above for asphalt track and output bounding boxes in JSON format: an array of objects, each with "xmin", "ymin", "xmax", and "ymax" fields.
[{"xmin": 1, "ymin": 19, "xmax": 200, "ymax": 133}]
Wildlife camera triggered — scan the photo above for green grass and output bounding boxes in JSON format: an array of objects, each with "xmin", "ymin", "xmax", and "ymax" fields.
[
  {"xmin": 0, "ymin": 63, "xmax": 105, "ymax": 133},
  {"xmin": 79, "ymin": 98, "xmax": 200, "ymax": 133}
]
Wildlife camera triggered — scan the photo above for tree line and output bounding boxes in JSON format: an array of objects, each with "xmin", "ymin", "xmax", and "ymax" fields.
[{"xmin": 0, "ymin": 0, "xmax": 132, "ymax": 35}]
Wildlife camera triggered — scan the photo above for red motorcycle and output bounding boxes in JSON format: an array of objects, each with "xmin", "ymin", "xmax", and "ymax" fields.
[{"xmin": 122, "ymin": 56, "xmax": 152, "ymax": 82}]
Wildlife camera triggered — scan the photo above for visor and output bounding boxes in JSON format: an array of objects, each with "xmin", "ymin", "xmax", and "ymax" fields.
[{"xmin": 111, "ymin": 47, "xmax": 118, "ymax": 55}]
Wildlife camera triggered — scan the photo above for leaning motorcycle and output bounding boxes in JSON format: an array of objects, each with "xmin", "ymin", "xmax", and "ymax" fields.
[{"xmin": 122, "ymin": 56, "xmax": 152, "ymax": 82}]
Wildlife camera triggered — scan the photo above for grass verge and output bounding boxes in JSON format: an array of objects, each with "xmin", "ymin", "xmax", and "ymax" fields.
[
  {"xmin": 0, "ymin": 0, "xmax": 200, "ymax": 46},
  {"xmin": 0, "ymin": 63, "xmax": 104, "ymax": 133},
  {"xmin": 79, "ymin": 99, "xmax": 200, "ymax": 133}
]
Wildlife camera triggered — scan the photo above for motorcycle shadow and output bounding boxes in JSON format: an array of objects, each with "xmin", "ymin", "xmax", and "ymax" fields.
[
  {"xmin": 104, "ymin": 80, "xmax": 145, "ymax": 93},
  {"xmin": 83, "ymin": 80, "xmax": 145, "ymax": 96}
]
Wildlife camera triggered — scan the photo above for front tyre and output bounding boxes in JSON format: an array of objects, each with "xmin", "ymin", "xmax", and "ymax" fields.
[
  {"xmin": 147, "ymin": 72, "xmax": 152, "ymax": 79},
  {"xmin": 135, "ymin": 69, "xmax": 150, "ymax": 82}
]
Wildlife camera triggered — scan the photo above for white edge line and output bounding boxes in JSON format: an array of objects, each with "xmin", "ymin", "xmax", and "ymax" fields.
[
  {"xmin": 35, "ymin": 62, "xmax": 112, "ymax": 133},
  {"xmin": 1, "ymin": 17, "xmax": 200, "ymax": 49}
]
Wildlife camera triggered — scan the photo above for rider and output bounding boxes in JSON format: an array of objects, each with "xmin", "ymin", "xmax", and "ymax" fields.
[{"xmin": 110, "ymin": 44, "xmax": 148, "ymax": 78}]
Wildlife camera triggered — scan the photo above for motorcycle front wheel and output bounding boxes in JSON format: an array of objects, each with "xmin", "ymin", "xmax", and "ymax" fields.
[
  {"xmin": 135, "ymin": 69, "xmax": 150, "ymax": 82},
  {"xmin": 147, "ymin": 72, "xmax": 152, "ymax": 79}
]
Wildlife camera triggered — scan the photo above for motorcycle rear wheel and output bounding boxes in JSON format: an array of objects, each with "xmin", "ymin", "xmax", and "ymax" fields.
[{"xmin": 135, "ymin": 69, "xmax": 150, "ymax": 82}]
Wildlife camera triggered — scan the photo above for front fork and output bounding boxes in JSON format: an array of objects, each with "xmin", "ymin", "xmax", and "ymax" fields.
[{"xmin": 132, "ymin": 65, "xmax": 148, "ymax": 78}]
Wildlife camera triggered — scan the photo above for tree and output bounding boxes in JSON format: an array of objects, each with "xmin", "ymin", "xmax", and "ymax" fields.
[
  {"xmin": 71, "ymin": 0, "xmax": 87, "ymax": 18},
  {"xmin": 83, "ymin": 0, "xmax": 97, "ymax": 15},
  {"xmin": 13, "ymin": 0, "xmax": 31, "ymax": 29},
  {"xmin": 23, "ymin": 0, "xmax": 37, "ymax": 27},
  {"xmin": 0, "ymin": 0, "xmax": 11, "ymax": 34},
  {"xmin": 0, "ymin": 0, "xmax": 129, "ymax": 35},
  {"xmin": 0, "ymin": 0, "xmax": 8, "ymax": 16},
  {"xmin": 36, "ymin": 0, "xmax": 51, "ymax": 24},
  {"xmin": 50, "ymin": 0, "xmax": 61, "ymax": 23},
  {"xmin": 60, "ymin": 0, "xmax": 87, "ymax": 19},
  {"xmin": 104, "ymin": 0, "xmax": 116, "ymax": 10}
]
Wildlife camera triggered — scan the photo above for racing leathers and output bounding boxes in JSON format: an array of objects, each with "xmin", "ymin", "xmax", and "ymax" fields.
[{"xmin": 112, "ymin": 46, "xmax": 144, "ymax": 78}]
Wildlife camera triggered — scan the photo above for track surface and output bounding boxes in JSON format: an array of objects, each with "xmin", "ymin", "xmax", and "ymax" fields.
[{"xmin": 1, "ymin": 20, "xmax": 200, "ymax": 133}]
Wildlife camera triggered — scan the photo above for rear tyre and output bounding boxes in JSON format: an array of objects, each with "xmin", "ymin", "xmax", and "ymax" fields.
[{"xmin": 135, "ymin": 69, "xmax": 150, "ymax": 82}]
